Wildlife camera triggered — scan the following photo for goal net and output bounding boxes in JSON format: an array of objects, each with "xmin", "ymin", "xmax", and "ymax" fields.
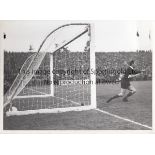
[{"xmin": 4, "ymin": 23, "xmax": 96, "ymax": 116}]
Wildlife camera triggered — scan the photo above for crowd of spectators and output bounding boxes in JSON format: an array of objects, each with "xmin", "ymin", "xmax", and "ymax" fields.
[
  {"xmin": 96, "ymin": 50, "xmax": 152, "ymax": 83},
  {"xmin": 4, "ymin": 50, "xmax": 152, "ymax": 93}
]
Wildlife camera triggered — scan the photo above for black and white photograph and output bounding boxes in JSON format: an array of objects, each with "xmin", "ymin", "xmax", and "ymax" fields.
[{"xmin": 1, "ymin": 20, "xmax": 153, "ymax": 130}]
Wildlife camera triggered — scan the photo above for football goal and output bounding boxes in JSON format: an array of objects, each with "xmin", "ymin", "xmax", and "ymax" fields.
[{"xmin": 4, "ymin": 23, "xmax": 96, "ymax": 116}]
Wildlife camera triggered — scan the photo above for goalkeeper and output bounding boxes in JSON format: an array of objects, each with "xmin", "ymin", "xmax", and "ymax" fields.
[{"xmin": 106, "ymin": 60, "xmax": 142, "ymax": 103}]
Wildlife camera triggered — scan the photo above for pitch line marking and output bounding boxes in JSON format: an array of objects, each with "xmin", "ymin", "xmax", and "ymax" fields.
[{"xmin": 95, "ymin": 108, "xmax": 152, "ymax": 130}]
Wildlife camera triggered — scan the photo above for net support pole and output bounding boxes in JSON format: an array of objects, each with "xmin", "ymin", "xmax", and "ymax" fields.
[
  {"xmin": 50, "ymin": 53, "xmax": 54, "ymax": 96},
  {"xmin": 89, "ymin": 24, "xmax": 96, "ymax": 108}
]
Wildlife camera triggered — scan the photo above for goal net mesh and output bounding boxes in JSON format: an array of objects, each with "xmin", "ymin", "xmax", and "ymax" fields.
[{"xmin": 4, "ymin": 23, "xmax": 93, "ymax": 116}]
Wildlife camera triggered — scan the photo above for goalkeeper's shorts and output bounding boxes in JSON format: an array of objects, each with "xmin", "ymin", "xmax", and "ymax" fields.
[{"xmin": 121, "ymin": 78, "xmax": 130, "ymax": 89}]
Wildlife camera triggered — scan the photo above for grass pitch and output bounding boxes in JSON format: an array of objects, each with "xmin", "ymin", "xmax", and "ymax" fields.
[{"xmin": 4, "ymin": 81, "xmax": 152, "ymax": 130}]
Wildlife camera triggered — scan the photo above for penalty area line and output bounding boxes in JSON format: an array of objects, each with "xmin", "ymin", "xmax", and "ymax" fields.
[{"xmin": 95, "ymin": 108, "xmax": 152, "ymax": 130}]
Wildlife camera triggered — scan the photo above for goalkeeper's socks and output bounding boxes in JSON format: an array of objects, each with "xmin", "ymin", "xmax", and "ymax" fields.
[{"xmin": 106, "ymin": 95, "xmax": 120, "ymax": 103}]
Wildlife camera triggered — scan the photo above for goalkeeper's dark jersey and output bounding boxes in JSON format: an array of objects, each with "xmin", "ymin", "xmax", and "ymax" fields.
[{"xmin": 121, "ymin": 66, "xmax": 141, "ymax": 89}]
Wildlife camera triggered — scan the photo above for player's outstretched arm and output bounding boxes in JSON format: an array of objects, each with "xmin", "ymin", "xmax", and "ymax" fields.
[
  {"xmin": 128, "ymin": 69, "xmax": 144, "ymax": 78},
  {"xmin": 128, "ymin": 73, "xmax": 141, "ymax": 78}
]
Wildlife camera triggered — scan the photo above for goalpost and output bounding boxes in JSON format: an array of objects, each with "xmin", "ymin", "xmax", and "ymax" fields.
[{"xmin": 4, "ymin": 23, "xmax": 96, "ymax": 116}]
